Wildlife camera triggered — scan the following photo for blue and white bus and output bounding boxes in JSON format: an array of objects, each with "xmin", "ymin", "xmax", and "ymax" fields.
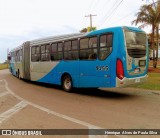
[{"xmin": 8, "ymin": 26, "xmax": 148, "ymax": 92}]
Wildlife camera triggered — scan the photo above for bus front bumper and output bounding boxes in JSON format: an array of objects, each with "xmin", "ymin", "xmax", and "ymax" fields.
[{"xmin": 116, "ymin": 74, "xmax": 148, "ymax": 87}]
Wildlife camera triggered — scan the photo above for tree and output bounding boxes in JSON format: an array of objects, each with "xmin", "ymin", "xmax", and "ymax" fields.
[
  {"xmin": 80, "ymin": 28, "xmax": 87, "ymax": 33},
  {"xmin": 132, "ymin": 2, "xmax": 160, "ymax": 68},
  {"xmin": 80, "ymin": 27, "xmax": 97, "ymax": 33}
]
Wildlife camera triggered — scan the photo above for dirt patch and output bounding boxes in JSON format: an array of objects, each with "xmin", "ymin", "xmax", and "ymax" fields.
[
  {"xmin": 148, "ymin": 67, "xmax": 160, "ymax": 73},
  {"xmin": 148, "ymin": 60, "xmax": 160, "ymax": 73}
]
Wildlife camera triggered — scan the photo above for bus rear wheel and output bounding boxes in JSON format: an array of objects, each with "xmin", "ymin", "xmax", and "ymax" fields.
[{"xmin": 62, "ymin": 75, "xmax": 73, "ymax": 92}]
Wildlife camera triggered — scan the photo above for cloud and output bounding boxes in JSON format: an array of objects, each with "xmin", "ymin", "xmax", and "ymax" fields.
[
  {"xmin": 0, "ymin": 0, "xmax": 151, "ymax": 63},
  {"xmin": 0, "ymin": 25, "xmax": 79, "ymax": 63}
]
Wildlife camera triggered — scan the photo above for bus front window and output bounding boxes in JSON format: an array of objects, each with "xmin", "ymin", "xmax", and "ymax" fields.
[{"xmin": 124, "ymin": 29, "xmax": 147, "ymax": 58}]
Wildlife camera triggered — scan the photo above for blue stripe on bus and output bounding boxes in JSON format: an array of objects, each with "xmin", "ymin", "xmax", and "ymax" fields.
[{"xmin": 37, "ymin": 59, "xmax": 116, "ymax": 88}]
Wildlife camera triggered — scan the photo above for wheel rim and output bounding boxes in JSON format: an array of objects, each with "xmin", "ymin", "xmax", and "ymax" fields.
[{"xmin": 64, "ymin": 77, "xmax": 71, "ymax": 90}]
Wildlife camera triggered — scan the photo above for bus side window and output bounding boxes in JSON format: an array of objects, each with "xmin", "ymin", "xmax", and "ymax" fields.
[
  {"xmin": 71, "ymin": 40, "xmax": 78, "ymax": 60},
  {"xmin": 80, "ymin": 37, "xmax": 97, "ymax": 60},
  {"xmin": 40, "ymin": 44, "xmax": 50, "ymax": 61},
  {"xmin": 31, "ymin": 46, "xmax": 40, "ymax": 62},
  {"xmin": 41, "ymin": 45, "xmax": 45, "ymax": 61},
  {"xmin": 13, "ymin": 52, "xmax": 15, "ymax": 62},
  {"xmin": 57, "ymin": 42, "xmax": 63, "ymax": 60},
  {"xmin": 17, "ymin": 50, "xmax": 21, "ymax": 62},
  {"xmin": 51, "ymin": 43, "xmax": 57, "ymax": 61},
  {"xmin": 20, "ymin": 49, "xmax": 22, "ymax": 61},
  {"xmin": 36, "ymin": 46, "xmax": 40, "ymax": 61},
  {"xmin": 99, "ymin": 34, "xmax": 113, "ymax": 60},
  {"xmin": 80, "ymin": 38, "xmax": 89, "ymax": 60},
  {"xmin": 88, "ymin": 37, "xmax": 98, "ymax": 60},
  {"xmin": 51, "ymin": 42, "xmax": 63, "ymax": 61},
  {"xmin": 46, "ymin": 44, "xmax": 51, "ymax": 61},
  {"xmin": 64, "ymin": 41, "xmax": 71, "ymax": 60},
  {"xmin": 64, "ymin": 40, "xmax": 78, "ymax": 60}
]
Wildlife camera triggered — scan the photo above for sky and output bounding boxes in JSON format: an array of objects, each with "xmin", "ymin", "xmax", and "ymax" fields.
[{"xmin": 0, "ymin": 0, "xmax": 153, "ymax": 63}]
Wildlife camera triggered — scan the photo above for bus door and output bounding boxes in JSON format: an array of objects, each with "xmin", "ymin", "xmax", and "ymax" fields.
[
  {"xmin": 79, "ymin": 59, "xmax": 111, "ymax": 88},
  {"xmin": 79, "ymin": 34, "xmax": 112, "ymax": 87}
]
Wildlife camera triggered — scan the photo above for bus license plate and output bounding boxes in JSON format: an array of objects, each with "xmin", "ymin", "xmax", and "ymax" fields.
[
  {"xmin": 134, "ymin": 68, "xmax": 140, "ymax": 73},
  {"xmin": 135, "ymin": 78, "xmax": 140, "ymax": 83}
]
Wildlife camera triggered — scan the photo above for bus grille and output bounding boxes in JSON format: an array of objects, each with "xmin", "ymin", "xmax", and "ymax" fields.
[{"xmin": 127, "ymin": 49, "xmax": 146, "ymax": 58}]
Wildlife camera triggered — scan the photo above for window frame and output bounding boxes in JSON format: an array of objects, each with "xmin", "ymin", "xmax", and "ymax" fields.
[
  {"xmin": 64, "ymin": 39, "xmax": 79, "ymax": 60},
  {"xmin": 51, "ymin": 42, "xmax": 63, "ymax": 61},
  {"xmin": 31, "ymin": 46, "xmax": 40, "ymax": 62},
  {"xmin": 79, "ymin": 36, "xmax": 98, "ymax": 60},
  {"xmin": 40, "ymin": 44, "xmax": 51, "ymax": 62},
  {"xmin": 99, "ymin": 33, "xmax": 113, "ymax": 60}
]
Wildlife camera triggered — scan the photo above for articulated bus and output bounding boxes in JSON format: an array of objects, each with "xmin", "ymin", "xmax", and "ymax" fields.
[{"xmin": 8, "ymin": 26, "xmax": 148, "ymax": 92}]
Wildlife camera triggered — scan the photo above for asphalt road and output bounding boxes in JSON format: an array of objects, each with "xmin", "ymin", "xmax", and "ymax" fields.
[{"xmin": 0, "ymin": 69, "xmax": 160, "ymax": 138}]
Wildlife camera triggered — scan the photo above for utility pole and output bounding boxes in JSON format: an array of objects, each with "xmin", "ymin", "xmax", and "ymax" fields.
[{"xmin": 85, "ymin": 14, "xmax": 97, "ymax": 31}]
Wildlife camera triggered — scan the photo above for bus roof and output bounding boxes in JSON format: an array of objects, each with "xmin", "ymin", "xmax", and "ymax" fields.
[
  {"xmin": 11, "ymin": 26, "xmax": 145, "ymax": 49},
  {"xmin": 87, "ymin": 26, "xmax": 145, "ymax": 36},
  {"xmin": 30, "ymin": 33, "xmax": 86, "ymax": 46},
  {"xmin": 10, "ymin": 45, "xmax": 23, "ymax": 52}
]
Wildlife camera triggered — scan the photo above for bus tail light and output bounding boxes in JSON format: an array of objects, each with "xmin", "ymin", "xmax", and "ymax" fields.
[{"xmin": 116, "ymin": 59, "xmax": 124, "ymax": 80}]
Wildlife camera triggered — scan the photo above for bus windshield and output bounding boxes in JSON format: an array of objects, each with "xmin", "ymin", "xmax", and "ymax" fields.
[
  {"xmin": 124, "ymin": 28, "xmax": 147, "ymax": 58},
  {"xmin": 124, "ymin": 29, "xmax": 146, "ymax": 49}
]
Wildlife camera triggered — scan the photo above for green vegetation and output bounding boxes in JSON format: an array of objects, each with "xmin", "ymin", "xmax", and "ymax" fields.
[
  {"xmin": 129, "ymin": 73, "xmax": 160, "ymax": 91},
  {"xmin": 132, "ymin": 2, "xmax": 160, "ymax": 68},
  {"xmin": 0, "ymin": 64, "xmax": 9, "ymax": 70}
]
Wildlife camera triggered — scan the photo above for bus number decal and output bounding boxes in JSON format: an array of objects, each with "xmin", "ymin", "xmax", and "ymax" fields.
[{"xmin": 96, "ymin": 66, "xmax": 109, "ymax": 71}]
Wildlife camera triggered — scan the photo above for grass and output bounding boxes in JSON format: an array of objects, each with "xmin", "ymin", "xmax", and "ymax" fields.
[
  {"xmin": 129, "ymin": 73, "xmax": 160, "ymax": 91},
  {"xmin": 0, "ymin": 64, "xmax": 9, "ymax": 70}
]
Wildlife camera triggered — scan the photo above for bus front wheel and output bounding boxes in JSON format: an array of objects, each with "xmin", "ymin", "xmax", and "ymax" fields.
[{"xmin": 62, "ymin": 75, "xmax": 73, "ymax": 92}]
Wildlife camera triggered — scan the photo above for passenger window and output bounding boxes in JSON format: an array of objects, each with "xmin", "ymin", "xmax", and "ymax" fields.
[
  {"xmin": 31, "ymin": 46, "xmax": 40, "ymax": 62},
  {"xmin": 99, "ymin": 34, "xmax": 113, "ymax": 60},
  {"xmin": 32, "ymin": 47, "xmax": 36, "ymax": 55},
  {"xmin": 64, "ymin": 41, "xmax": 71, "ymax": 51},
  {"xmin": 46, "ymin": 44, "xmax": 50, "ymax": 53},
  {"xmin": 80, "ymin": 37, "xmax": 97, "ymax": 60},
  {"xmin": 71, "ymin": 40, "xmax": 78, "ymax": 60},
  {"xmin": 58, "ymin": 43, "xmax": 63, "ymax": 52},
  {"xmin": 36, "ymin": 47, "xmax": 40, "ymax": 54},
  {"xmin": 41, "ymin": 45, "xmax": 45, "ymax": 54},
  {"xmin": 80, "ymin": 38, "xmax": 88, "ymax": 49},
  {"xmin": 51, "ymin": 43, "xmax": 57, "ymax": 53},
  {"xmin": 40, "ymin": 44, "xmax": 50, "ymax": 61},
  {"xmin": 51, "ymin": 43, "xmax": 57, "ymax": 61},
  {"xmin": 64, "ymin": 40, "xmax": 78, "ymax": 60},
  {"xmin": 89, "ymin": 37, "xmax": 97, "ymax": 48},
  {"xmin": 51, "ymin": 42, "xmax": 63, "ymax": 61},
  {"xmin": 72, "ymin": 40, "xmax": 78, "ymax": 50}
]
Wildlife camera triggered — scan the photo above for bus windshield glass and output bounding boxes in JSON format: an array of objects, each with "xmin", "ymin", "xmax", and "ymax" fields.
[
  {"xmin": 124, "ymin": 29, "xmax": 146, "ymax": 50},
  {"xmin": 124, "ymin": 28, "xmax": 147, "ymax": 58}
]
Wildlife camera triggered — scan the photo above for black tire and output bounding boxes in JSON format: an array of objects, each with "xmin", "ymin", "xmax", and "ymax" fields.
[{"xmin": 62, "ymin": 75, "xmax": 73, "ymax": 92}]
